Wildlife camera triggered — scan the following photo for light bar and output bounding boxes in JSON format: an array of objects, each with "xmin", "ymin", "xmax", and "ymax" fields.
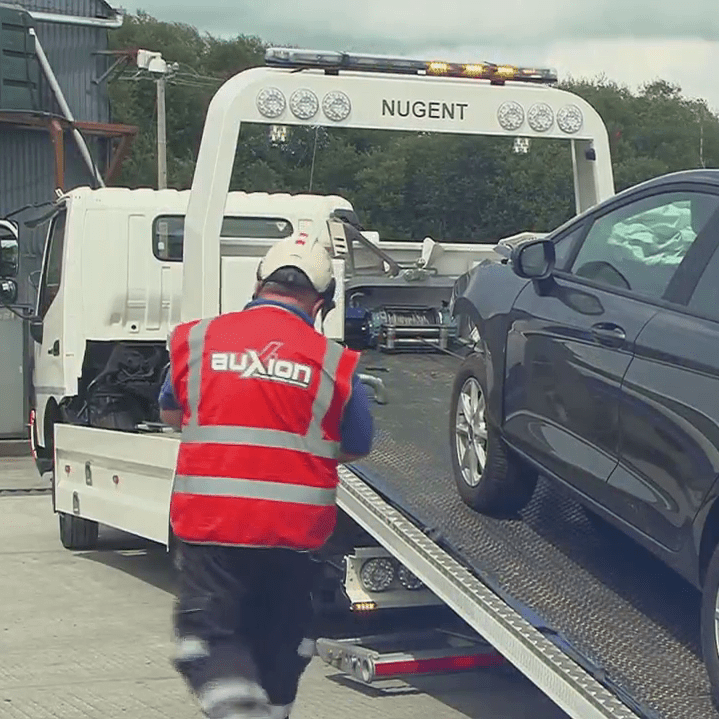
[{"xmin": 265, "ymin": 47, "xmax": 558, "ymax": 84}]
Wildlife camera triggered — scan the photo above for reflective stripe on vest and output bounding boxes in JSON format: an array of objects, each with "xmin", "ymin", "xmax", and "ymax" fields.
[
  {"xmin": 181, "ymin": 424, "xmax": 340, "ymax": 459},
  {"xmin": 186, "ymin": 317, "xmax": 210, "ymax": 425},
  {"xmin": 173, "ymin": 475, "xmax": 337, "ymax": 506},
  {"xmin": 181, "ymin": 314, "xmax": 344, "ymax": 459}
]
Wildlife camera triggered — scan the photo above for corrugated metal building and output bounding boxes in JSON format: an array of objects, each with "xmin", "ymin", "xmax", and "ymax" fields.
[{"xmin": 0, "ymin": 0, "xmax": 135, "ymax": 437}]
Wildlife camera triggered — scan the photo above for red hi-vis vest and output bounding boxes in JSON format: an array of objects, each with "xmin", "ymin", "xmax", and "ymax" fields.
[{"xmin": 168, "ymin": 304, "xmax": 360, "ymax": 551}]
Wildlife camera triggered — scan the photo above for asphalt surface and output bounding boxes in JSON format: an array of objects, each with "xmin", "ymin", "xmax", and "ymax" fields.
[{"xmin": 0, "ymin": 457, "xmax": 569, "ymax": 719}]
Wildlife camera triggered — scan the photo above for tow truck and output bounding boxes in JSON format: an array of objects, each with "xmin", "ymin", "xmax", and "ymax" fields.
[{"xmin": 1, "ymin": 47, "xmax": 712, "ymax": 719}]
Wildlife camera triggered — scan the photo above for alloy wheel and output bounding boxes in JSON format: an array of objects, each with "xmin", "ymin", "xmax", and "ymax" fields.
[{"xmin": 454, "ymin": 377, "xmax": 488, "ymax": 488}]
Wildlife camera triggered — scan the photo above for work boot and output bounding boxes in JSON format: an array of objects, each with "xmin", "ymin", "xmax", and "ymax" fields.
[
  {"xmin": 222, "ymin": 708, "xmax": 272, "ymax": 719},
  {"xmin": 267, "ymin": 704, "xmax": 293, "ymax": 719},
  {"xmin": 199, "ymin": 678, "xmax": 271, "ymax": 719},
  {"xmin": 207, "ymin": 699, "xmax": 272, "ymax": 719}
]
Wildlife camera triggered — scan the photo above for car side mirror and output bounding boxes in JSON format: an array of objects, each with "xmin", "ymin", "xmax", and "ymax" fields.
[
  {"xmin": 0, "ymin": 278, "xmax": 18, "ymax": 305},
  {"xmin": 29, "ymin": 317, "xmax": 43, "ymax": 344},
  {"xmin": 511, "ymin": 238, "xmax": 556, "ymax": 281}
]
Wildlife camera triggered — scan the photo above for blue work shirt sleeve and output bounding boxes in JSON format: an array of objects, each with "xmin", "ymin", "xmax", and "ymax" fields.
[
  {"xmin": 339, "ymin": 375, "xmax": 374, "ymax": 457},
  {"xmin": 158, "ymin": 371, "xmax": 182, "ymax": 411}
]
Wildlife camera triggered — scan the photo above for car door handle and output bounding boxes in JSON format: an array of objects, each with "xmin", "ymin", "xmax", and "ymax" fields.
[{"xmin": 591, "ymin": 323, "xmax": 626, "ymax": 343}]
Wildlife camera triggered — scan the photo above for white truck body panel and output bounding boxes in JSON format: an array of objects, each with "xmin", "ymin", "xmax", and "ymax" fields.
[
  {"xmin": 54, "ymin": 424, "xmax": 179, "ymax": 545},
  {"xmin": 54, "ymin": 423, "xmax": 434, "ymax": 611}
]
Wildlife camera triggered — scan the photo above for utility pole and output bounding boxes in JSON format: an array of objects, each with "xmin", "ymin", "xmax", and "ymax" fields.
[
  {"xmin": 308, "ymin": 125, "xmax": 320, "ymax": 192},
  {"xmin": 156, "ymin": 73, "xmax": 167, "ymax": 189},
  {"xmin": 135, "ymin": 49, "xmax": 176, "ymax": 189}
]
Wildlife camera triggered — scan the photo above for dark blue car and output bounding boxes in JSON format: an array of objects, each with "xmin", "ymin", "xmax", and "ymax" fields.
[{"xmin": 448, "ymin": 168, "xmax": 719, "ymax": 705}]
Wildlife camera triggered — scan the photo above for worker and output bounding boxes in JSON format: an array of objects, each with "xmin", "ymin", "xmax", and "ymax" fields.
[{"xmin": 158, "ymin": 233, "xmax": 374, "ymax": 719}]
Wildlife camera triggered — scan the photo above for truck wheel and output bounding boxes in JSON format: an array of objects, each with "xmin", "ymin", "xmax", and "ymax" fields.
[
  {"xmin": 59, "ymin": 512, "xmax": 99, "ymax": 551},
  {"xmin": 701, "ymin": 542, "xmax": 719, "ymax": 708},
  {"xmin": 449, "ymin": 354, "xmax": 537, "ymax": 517}
]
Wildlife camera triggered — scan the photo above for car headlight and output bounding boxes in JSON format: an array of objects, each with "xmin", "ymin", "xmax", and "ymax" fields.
[
  {"xmin": 397, "ymin": 565, "xmax": 425, "ymax": 590},
  {"xmin": 359, "ymin": 558, "xmax": 395, "ymax": 592}
]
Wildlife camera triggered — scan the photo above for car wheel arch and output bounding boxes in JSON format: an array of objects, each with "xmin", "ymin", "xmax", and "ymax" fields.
[{"xmin": 452, "ymin": 298, "xmax": 484, "ymax": 341}]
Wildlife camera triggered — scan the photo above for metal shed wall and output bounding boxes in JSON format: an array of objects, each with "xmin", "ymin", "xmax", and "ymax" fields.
[
  {"xmin": 0, "ymin": 0, "xmax": 112, "ymax": 207},
  {"xmin": 0, "ymin": 0, "xmax": 112, "ymax": 274},
  {"xmin": 0, "ymin": 0, "xmax": 115, "ymax": 438},
  {"xmin": 19, "ymin": 0, "xmax": 112, "ymax": 124}
]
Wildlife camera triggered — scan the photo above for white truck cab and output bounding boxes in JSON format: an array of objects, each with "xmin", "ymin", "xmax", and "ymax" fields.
[{"xmin": 29, "ymin": 187, "xmax": 357, "ymax": 469}]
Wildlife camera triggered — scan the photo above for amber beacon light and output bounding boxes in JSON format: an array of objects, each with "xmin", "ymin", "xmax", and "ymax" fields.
[{"xmin": 265, "ymin": 48, "xmax": 558, "ymax": 85}]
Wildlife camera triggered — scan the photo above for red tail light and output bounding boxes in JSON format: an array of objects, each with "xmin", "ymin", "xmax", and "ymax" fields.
[
  {"xmin": 29, "ymin": 409, "xmax": 38, "ymax": 460},
  {"xmin": 374, "ymin": 650, "xmax": 504, "ymax": 678}
]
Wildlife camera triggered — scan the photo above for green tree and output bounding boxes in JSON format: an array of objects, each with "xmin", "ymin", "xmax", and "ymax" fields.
[
  {"xmin": 107, "ymin": 13, "xmax": 719, "ymax": 243},
  {"xmin": 108, "ymin": 12, "xmax": 264, "ymax": 188}
]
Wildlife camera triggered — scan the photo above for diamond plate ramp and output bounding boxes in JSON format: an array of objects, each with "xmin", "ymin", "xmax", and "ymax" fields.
[{"xmin": 355, "ymin": 352, "xmax": 715, "ymax": 719}]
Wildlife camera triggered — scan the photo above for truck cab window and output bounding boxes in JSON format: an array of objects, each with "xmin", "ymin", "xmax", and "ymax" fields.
[
  {"xmin": 38, "ymin": 210, "xmax": 67, "ymax": 318},
  {"xmin": 153, "ymin": 215, "xmax": 294, "ymax": 261}
]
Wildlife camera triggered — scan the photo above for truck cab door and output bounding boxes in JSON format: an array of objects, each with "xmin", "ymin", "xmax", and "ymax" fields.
[{"xmin": 32, "ymin": 209, "xmax": 67, "ymax": 446}]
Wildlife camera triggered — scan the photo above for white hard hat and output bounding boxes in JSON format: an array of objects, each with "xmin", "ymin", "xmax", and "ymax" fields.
[{"xmin": 257, "ymin": 232, "xmax": 334, "ymax": 294}]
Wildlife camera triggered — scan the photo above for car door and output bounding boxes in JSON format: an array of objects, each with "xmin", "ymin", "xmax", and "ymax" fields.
[
  {"xmin": 607, "ymin": 194, "xmax": 719, "ymax": 556},
  {"xmin": 504, "ymin": 188, "xmax": 719, "ymax": 503}
]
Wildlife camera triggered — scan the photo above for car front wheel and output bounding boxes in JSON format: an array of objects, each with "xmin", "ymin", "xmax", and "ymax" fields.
[{"xmin": 449, "ymin": 354, "xmax": 538, "ymax": 517}]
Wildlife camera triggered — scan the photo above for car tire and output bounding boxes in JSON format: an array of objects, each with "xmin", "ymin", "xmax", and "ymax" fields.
[
  {"xmin": 58, "ymin": 512, "xmax": 99, "ymax": 551},
  {"xmin": 449, "ymin": 354, "xmax": 537, "ymax": 517},
  {"xmin": 701, "ymin": 542, "xmax": 719, "ymax": 708}
]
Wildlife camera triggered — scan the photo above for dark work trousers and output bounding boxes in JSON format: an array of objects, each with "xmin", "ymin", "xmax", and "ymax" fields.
[{"xmin": 172, "ymin": 541, "xmax": 320, "ymax": 719}]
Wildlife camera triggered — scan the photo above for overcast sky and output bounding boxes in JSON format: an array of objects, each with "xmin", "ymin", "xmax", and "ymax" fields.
[{"xmin": 121, "ymin": 0, "xmax": 719, "ymax": 112}]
